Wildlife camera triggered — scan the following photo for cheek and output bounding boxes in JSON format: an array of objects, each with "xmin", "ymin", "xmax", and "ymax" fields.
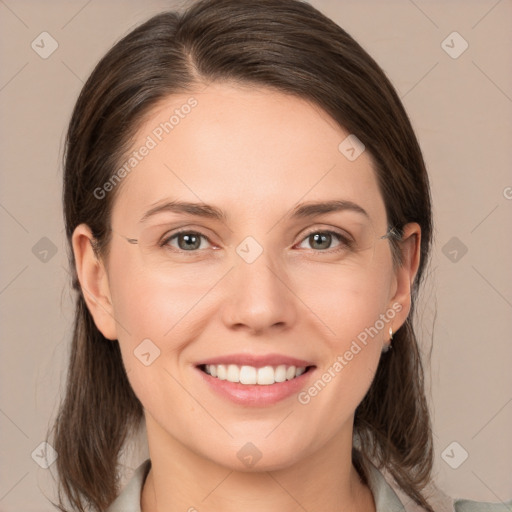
[
  {"xmin": 292, "ymin": 259, "xmax": 392, "ymax": 414},
  {"xmin": 108, "ymin": 258, "xmax": 220, "ymax": 342},
  {"xmin": 106, "ymin": 257, "xmax": 226, "ymax": 397},
  {"xmin": 107, "ymin": 269, "xmax": 199, "ymax": 417},
  {"xmin": 294, "ymin": 257, "xmax": 393, "ymax": 343}
]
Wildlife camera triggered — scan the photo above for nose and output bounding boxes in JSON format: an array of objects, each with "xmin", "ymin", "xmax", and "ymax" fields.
[{"xmin": 220, "ymin": 251, "xmax": 298, "ymax": 335}]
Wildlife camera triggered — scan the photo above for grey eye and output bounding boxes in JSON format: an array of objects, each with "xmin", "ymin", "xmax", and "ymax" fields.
[
  {"xmin": 298, "ymin": 231, "xmax": 350, "ymax": 251},
  {"xmin": 163, "ymin": 231, "xmax": 209, "ymax": 251}
]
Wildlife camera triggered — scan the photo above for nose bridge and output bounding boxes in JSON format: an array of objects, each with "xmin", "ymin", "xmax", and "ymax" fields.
[{"xmin": 221, "ymin": 244, "xmax": 297, "ymax": 332}]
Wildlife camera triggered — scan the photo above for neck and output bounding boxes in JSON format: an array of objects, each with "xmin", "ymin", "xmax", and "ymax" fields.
[{"xmin": 141, "ymin": 417, "xmax": 375, "ymax": 512}]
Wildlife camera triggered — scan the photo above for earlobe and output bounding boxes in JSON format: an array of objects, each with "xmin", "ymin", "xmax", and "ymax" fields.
[
  {"xmin": 389, "ymin": 222, "xmax": 422, "ymax": 329},
  {"xmin": 72, "ymin": 224, "xmax": 118, "ymax": 340}
]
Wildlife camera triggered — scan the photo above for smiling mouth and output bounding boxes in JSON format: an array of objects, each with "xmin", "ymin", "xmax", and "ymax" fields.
[{"xmin": 198, "ymin": 364, "xmax": 315, "ymax": 385}]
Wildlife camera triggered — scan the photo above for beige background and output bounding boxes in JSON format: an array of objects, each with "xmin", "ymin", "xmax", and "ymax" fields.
[{"xmin": 0, "ymin": 0, "xmax": 511, "ymax": 510}]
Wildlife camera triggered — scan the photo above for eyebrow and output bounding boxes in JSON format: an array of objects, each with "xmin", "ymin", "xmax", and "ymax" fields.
[
  {"xmin": 140, "ymin": 201, "xmax": 227, "ymax": 223},
  {"xmin": 139, "ymin": 199, "xmax": 369, "ymax": 223},
  {"xmin": 291, "ymin": 200, "xmax": 369, "ymax": 219}
]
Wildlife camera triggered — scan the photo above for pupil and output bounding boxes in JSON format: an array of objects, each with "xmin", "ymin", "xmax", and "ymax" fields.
[
  {"xmin": 311, "ymin": 233, "xmax": 330, "ymax": 250},
  {"xmin": 179, "ymin": 234, "xmax": 200, "ymax": 250}
]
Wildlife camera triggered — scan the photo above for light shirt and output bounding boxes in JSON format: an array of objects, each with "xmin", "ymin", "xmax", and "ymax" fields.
[{"xmin": 106, "ymin": 459, "xmax": 512, "ymax": 512}]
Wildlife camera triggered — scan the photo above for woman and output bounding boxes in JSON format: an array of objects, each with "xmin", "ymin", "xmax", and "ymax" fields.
[{"xmin": 50, "ymin": 0, "xmax": 511, "ymax": 511}]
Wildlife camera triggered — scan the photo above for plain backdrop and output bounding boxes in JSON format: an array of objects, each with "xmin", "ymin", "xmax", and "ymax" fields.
[{"xmin": 0, "ymin": 0, "xmax": 511, "ymax": 510}]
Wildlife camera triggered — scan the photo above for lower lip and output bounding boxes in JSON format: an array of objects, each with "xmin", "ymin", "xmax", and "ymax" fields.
[{"xmin": 196, "ymin": 366, "xmax": 316, "ymax": 406}]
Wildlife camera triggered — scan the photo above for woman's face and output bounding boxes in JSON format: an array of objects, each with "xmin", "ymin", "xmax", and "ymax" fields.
[{"xmin": 80, "ymin": 82, "xmax": 418, "ymax": 471}]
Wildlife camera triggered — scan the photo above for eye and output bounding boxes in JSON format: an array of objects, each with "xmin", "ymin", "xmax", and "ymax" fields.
[
  {"xmin": 296, "ymin": 230, "xmax": 353, "ymax": 252},
  {"xmin": 158, "ymin": 228, "xmax": 353, "ymax": 254},
  {"xmin": 161, "ymin": 230, "xmax": 213, "ymax": 251}
]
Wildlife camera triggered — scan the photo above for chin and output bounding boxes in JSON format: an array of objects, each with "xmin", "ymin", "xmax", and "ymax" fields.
[{"xmin": 204, "ymin": 435, "xmax": 313, "ymax": 473}]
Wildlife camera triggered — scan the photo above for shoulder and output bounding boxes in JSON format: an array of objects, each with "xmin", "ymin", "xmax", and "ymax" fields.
[
  {"xmin": 453, "ymin": 498, "xmax": 512, "ymax": 512},
  {"xmin": 106, "ymin": 459, "xmax": 151, "ymax": 512},
  {"xmin": 365, "ymin": 459, "xmax": 512, "ymax": 512}
]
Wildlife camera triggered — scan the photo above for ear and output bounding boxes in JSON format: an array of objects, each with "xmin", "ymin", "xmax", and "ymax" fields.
[
  {"xmin": 72, "ymin": 223, "xmax": 118, "ymax": 340},
  {"xmin": 388, "ymin": 222, "xmax": 422, "ymax": 331}
]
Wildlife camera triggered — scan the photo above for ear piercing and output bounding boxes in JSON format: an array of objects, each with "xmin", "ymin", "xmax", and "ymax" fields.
[{"xmin": 382, "ymin": 327, "xmax": 393, "ymax": 353}]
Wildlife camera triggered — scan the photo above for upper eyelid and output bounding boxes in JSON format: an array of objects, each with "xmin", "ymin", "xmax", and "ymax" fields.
[{"xmin": 299, "ymin": 226, "xmax": 352, "ymax": 241}]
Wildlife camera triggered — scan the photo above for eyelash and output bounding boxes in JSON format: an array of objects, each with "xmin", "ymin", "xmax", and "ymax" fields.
[{"xmin": 159, "ymin": 228, "xmax": 353, "ymax": 254}]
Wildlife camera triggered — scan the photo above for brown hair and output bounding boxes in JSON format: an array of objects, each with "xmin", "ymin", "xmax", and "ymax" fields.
[{"xmin": 51, "ymin": 0, "xmax": 434, "ymax": 510}]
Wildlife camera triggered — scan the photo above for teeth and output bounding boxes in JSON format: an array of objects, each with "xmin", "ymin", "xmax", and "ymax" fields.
[
  {"xmin": 203, "ymin": 364, "xmax": 307, "ymax": 385},
  {"xmin": 275, "ymin": 365, "xmax": 287, "ymax": 383},
  {"xmin": 217, "ymin": 364, "xmax": 227, "ymax": 380},
  {"xmin": 227, "ymin": 364, "xmax": 239, "ymax": 382},
  {"xmin": 257, "ymin": 366, "xmax": 274, "ymax": 385},
  {"xmin": 285, "ymin": 366, "xmax": 296, "ymax": 380},
  {"xmin": 239, "ymin": 365, "xmax": 257, "ymax": 385}
]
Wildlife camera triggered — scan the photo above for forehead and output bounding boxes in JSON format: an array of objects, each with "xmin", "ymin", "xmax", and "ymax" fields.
[{"xmin": 111, "ymin": 82, "xmax": 386, "ymax": 230}]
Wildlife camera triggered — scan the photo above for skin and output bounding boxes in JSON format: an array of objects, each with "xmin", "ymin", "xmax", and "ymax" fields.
[{"xmin": 72, "ymin": 82, "xmax": 421, "ymax": 512}]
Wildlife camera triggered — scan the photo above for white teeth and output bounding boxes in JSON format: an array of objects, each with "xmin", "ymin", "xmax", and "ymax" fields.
[
  {"xmin": 216, "ymin": 364, "xmax": 227, "ymax": 380},
  {"xmin": 257, "ymin": 366, "xmax": 275, "ymax": 385},
  {"xmin": 275, "ymin": 365, "xmax": 287, "ymax": 382},
  {"xmin": 203, "ymin": 364, "xmax": 308, "ymax": 385},
  {"xmin": 239, "ymin": 365, "xmax": 257, "ymax": 384},
  {"xmin": 227, "ymin": 364, "xmax": 239, "ymax": 382},
  {"xmin": 285, "ymin": 365, "xmax": 296, "ymax": 380}
]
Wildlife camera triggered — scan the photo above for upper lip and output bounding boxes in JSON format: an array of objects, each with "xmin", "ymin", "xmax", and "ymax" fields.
[{"xmin": 196, "ymin": 353, "xmax": 315, "ymax": 368}]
